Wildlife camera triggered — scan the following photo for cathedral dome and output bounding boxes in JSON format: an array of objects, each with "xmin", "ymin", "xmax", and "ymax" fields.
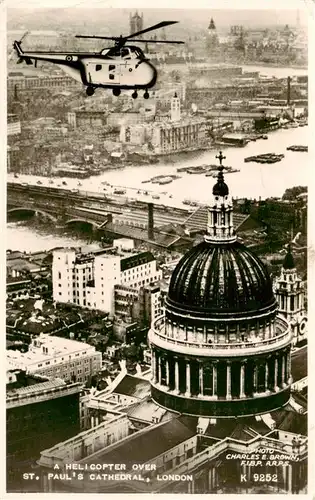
[
  {"xmin": 149, "ymin": 152, "xmax": 291, "ymax": 418},
  {"xmin": 166, "ymin": 239, "xmax": 278, "ymax": 319}
]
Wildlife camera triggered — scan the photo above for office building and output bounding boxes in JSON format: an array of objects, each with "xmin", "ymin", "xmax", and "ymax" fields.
[
  {"xmin": 52, "ymin": 248, "xmax": 162, "ymax": 314},
  {"xmin": 7, "ymin": 334, "xmax": 102, "ymax": 384}
]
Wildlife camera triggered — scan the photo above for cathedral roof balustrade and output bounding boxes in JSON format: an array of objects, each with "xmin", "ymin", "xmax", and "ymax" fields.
[{"xmin": 149, "ymin": 315, "xmax": 291, "ymax": 357}]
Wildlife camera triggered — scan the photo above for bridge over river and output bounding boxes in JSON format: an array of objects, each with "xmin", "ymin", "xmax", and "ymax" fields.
[{"xmin": 7, "ymin": 182, "xmax": 191, "ymax": 233}]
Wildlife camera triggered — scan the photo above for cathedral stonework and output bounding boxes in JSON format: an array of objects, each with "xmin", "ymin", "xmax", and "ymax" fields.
[{"xmin": 149, "ymin": 153, "xmax": 292, "ymax": 417}]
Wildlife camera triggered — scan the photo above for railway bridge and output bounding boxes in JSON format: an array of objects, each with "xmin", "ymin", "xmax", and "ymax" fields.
[{"xmin": 7, "ymin": 182, "xmax": 190, "ymax": 232}]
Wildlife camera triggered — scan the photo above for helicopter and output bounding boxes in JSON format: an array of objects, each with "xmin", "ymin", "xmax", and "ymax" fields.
[{"xmin": 12, "ymin": 21, "xmax": 184, "ymax": 99}]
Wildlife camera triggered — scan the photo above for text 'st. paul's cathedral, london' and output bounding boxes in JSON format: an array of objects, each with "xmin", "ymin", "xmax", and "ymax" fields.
[
  {"xmin": 33, "ymin": 155, "xmax": 307, "ymax": 495},
  {"xmin": 149, "ymin": 152, "xmax": 292, "ymax": 417}
]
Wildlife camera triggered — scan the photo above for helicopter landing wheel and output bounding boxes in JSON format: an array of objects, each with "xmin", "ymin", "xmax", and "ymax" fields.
[
  {"xmin": 143, "ymin": 90, "xmax": 149, "ymax": 99},
  {"xmin": 113, "ymin": 88, "xmax": 121, "ymax": 97},
  {"xmin": 132, "ymin": 90, "xmax": 138, "ymax": 99},
  {"xmin": 86, "ymin": 86, "xmax": 95, "ymax": 96}
]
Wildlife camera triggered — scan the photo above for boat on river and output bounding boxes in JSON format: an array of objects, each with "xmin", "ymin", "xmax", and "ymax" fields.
[
  {"xmin": 244, "ymin": 153, "xmax": 284, "ymax": 164},
  {"xmin": 286, "ymin": 145, "xmax": 308, "ymax": 152}
]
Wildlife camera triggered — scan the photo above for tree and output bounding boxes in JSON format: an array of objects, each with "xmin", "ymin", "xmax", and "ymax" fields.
[{"xmin": 282, "ymin": 186, "xmax": 307, "ymax": 201}]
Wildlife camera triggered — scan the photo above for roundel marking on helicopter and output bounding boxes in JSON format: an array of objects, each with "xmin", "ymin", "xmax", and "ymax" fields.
[
  {"xmin": 66, "ymin": 55, "xmax": 73, "ymax": 62},
  {"xmin": 129, "ymin": 68, "xmax": 133, "ymax": 72}
]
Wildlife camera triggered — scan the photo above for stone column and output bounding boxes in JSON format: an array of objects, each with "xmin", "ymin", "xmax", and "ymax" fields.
[
  {"xmin": 288, "ymin": 464, "xmax": 292, "ymax": 493},
  {"xmin": 158, "ymin": 356, "xmax": 162, "ymax": 385},
  {"xmin": 265, "ymin": 360, "xmax": 269, "ymax": 392},
  {"xmin": 212, "ymin": 363, "xmax": 217, "ymax": 397},
  {"xmin": 274, "ymin": 357, "xmax": 279, "ymax": 392},
  {"xmin": 283, "ymin": 464, "xmax": 287, "ymax": 491},
  {"xmin": 91, "ymin": 415, "xmax": 95, "ymax": 428},
  {"xmin": 199, "ymin": 363, "xmax": 204, "ymax": 396},
  {"xmin": 152, "ymin": 350, "xmax": 157, "ymax": 383},
  {"xmin": 286, "ymin": 350, "xmax": 292, "ymax": 383},
  {"xmin": 240, "ymin": 363, "xmax": 245, "ymax": 398},
  {"xmin": 185, "ymin": 362, "xmax": 191, "ymax": 396},
  {"xmin": 226, "ymin": 362, "xmax": 232, "ymax": 400},
  {"xmin": 174, "ymin": 359, "xmax": 180, "ymax": 394},
  {"xmin": 208, "ymin": 467, "xmax": 213, "ymax": 490},
  {"xmin": 166, "ymin": 359, "xmax": 170, "ymax": 387},
  {"xmin": 281, "ymin": 353, "xmax": 286, "ymax": 387},
  {"xmin": 253, "ymin": 363, "xmax": 258, "ymax": 394}
]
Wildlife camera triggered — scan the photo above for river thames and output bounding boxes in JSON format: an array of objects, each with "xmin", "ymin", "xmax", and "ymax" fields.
[{"xmin": 7, "ymin": 121, "xmax": 309, "ymax": 253}]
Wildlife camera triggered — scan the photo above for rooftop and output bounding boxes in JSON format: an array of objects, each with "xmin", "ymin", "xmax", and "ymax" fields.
[
  {"xmin": 83, "ymin": 416, "xmax": 197, "ymax": 467},
  {"xmin": 7, "ymin": 334, "xmax": 96, "ymax": 367},
  {"xmin": 125, "ymin": 399, "xmax": 175, "ymax": 423},
  {"xmin": 105, "ymin": 222, "xmax": 190, "ymax": 249},
  {"xmin": 7, "ymin": 377, "xmax": 66, "ymax": 399},
  {"xmin": 184, "ymin": 205, "xmax": 249, "ymax": 233},
  {"xmin": 113, "ymin": 374, "xmax": 151, "ymax": 399},
  {"xmin": 120, "ymin": 251, "xmax": 155, "ymax": 272}
]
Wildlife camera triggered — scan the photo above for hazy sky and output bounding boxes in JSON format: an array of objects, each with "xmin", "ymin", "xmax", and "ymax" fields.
[{"xmin": 6, "ymin": 0, "xmax": 312, "ymax": 10}]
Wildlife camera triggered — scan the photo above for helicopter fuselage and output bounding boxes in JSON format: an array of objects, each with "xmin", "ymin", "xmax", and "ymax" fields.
[{"xmin": 13, "ymin": 42, "xmax": 157, "ymax": 91}]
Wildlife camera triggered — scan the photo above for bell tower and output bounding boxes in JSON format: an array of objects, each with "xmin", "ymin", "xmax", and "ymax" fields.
[
  {"xmin": 170, "ymin": 92, "xmax": 181, "ymax": 122},
  {"xmin": 274, "ymin": 246, "xmax": 307, "ymax": 345}
]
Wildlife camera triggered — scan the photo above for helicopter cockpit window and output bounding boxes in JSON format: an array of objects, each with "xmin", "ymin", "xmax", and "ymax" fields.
[
  {"xmin": 107, "ymin": 48, "xmax": 121, "ymax": 58},
  {"xmin": 120, "ymin": 48, "xmax": 131, "ymax": 59},
  {"xmin": 95, "ymin": 64, "xmax": 102, "ymax": 71}
]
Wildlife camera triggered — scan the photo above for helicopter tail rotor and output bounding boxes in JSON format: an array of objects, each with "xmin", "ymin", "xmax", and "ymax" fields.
[{"xmin": 9, "ymin": 32, "xmax": 29, "ymax": 61}]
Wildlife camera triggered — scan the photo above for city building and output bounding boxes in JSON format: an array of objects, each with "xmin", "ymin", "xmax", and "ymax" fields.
[
  {"xmin": 7, "ymin": 73, "xmax": 80, "ymax": 91},
  {"xmin": 7, "ymin": 333, "xmax": 102, "ymax": 384},
  {"xmin": 114, "ymin": 282, "xmax": 162, "ymax": 326},
  {"xmin": 150, "ymin": 116, "xmax": 207, "ymax": 154},
  {"xmin": 7, "ymin": 369, "xmax": 81, "ymax": 491},
  {"xmin": 7, "ymin": 113, "xmax": 21, "ymax": 137},
  {"xmin": 67, "ymin": 108, "xmax": 108, "ymax": 129},
  {"xmin": 152, "ymin": 82, "xmax": 186, "ymax": 105},
  {"xmin": 107, "ymin": 110, "xmax": 150, "ymax": 128},
  {"xmin": 274, "ymin": 247, "xmax": 307, "ymax": 346},
  {"xmin": 129, "ymin": 11, "xmax": 143, "ymax": 35},
  {"xmin": 52, "ymin": 248, "xmax": 162, "ymax": 314}
]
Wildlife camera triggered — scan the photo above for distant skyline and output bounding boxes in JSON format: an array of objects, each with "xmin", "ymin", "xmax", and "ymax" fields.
[{"xmin": 7, "ymin": 6, "xmax": 309, "ymax": 35}]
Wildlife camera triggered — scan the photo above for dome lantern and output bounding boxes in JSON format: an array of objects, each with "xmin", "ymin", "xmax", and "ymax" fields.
[{"xmin": 205, "ymin": 151, "xmax": 236, "ymax": 244}]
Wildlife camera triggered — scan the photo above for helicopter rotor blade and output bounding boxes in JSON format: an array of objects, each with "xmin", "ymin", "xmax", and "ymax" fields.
[
  {"xmin": 75, "ymin": 35, "xmax": 120, "ymax": 40},
  {"xmin": 75, "ymin": 21, "xmax": 180, "ymax": 46},
  {"xmin": 125, "ymin": 21, "xmax": 178, "ymax": 40},
  {"xmin": 130, "ymin": 38, "xmax": 184, "ymax": 44}
]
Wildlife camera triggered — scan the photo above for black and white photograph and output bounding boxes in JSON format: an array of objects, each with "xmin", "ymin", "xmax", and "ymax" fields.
[{"xmin": 4, "ymin": 0, "xmax": 311, "ymax": 495}]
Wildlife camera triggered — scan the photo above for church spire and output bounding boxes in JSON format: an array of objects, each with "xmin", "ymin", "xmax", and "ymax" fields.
[
  {"xmin": 283, "ymin": 244, "xmax": 295, "ymax": 270},
  {"xmin": 205, "ymin": 152, "xmax": 236, "ymax": 244},
  {"xmin": 208, "ymin": 17, "xmax": 216, "ymax": 30}
]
